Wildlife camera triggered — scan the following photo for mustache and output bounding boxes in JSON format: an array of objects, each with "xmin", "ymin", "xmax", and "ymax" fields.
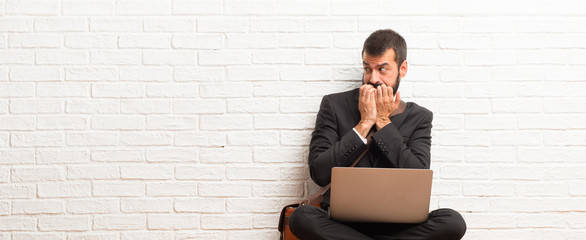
[{"xmin": 367, "ymin": 82, "xmax": 382, "ymax": 88}]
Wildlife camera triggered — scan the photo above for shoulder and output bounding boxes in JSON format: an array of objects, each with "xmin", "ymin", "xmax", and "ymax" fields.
[
  {"xmin": 406, "ymin": 102, "xmax": 433, "ymax": 120},
  {"xmin": 322, "ymin": 88, "xmax": 358, "ymax": 103}
]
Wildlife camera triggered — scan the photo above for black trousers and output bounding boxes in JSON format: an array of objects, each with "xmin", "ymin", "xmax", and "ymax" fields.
[{"xmin": 289, "ymin": 205, "xmax": 466, "ymax": 240}]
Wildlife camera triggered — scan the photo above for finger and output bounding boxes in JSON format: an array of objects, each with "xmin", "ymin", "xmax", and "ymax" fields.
[{"xmin": 395, "ymin": 91, "xmax": 401, "ymax": 106}]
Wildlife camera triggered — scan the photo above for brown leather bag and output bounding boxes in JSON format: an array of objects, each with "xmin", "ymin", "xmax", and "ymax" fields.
[{"xmin": 278, "ymin": 133, "xmax": 373, "ymax": 240}]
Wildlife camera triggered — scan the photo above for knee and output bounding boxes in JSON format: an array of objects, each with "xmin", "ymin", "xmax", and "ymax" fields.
[
  {"xmin": 289, "ymin": 205, "xmax": 320, "ymax": 236},
  {"xmin": 433, "ymin": 208, "xmax": 467, "ymax": 239}
]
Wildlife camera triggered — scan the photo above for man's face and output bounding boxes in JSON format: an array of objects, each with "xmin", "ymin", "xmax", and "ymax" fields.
[{"xmin": 362, "ymin": 48, "xmax": 407, "ymax": 95}]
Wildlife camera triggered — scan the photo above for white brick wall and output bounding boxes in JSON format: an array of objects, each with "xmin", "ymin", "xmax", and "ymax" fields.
[{"xmin": 0, "ymin": 0, "xmax": 585, "ymax": 239}]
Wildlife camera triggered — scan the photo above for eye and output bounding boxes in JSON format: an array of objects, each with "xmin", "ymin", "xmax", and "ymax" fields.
[
  {"xmin": 379, "ymin": 67, "xmax": 387, "ymax": 72},
  {"xmin": 364, "ymin": 67, "xmax": 370, "ymax": 71}
]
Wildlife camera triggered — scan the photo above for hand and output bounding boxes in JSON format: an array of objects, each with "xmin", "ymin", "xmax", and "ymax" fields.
[
  {"xmin": 355, "ymin": 84, "xmax": 376, "ymax": 138},
  {"xmin": 375, "ymin": 85, "xmax": 401, "ymax": 130}
]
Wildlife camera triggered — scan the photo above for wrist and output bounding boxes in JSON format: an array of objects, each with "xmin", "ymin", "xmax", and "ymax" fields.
[
  {"xmin": 375, "ymin": 118, "xmax": 391, "ymax": 130},
  {"xmin": 355, "ymin": 121, "xmax": 374, "ymax": 138}
]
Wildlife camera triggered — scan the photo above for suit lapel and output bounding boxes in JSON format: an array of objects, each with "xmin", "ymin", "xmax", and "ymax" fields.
[{"xmin": 346, "ymin": 88, "xmax": 361, "ymax": 125}]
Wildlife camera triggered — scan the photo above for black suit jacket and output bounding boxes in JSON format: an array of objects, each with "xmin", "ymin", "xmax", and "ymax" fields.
[{"xmin": 309, "ymin": 88, "xmax": 433, "ymax": 192}]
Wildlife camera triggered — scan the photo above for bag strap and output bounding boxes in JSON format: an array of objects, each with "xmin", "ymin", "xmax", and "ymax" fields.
[{"xmin": 301, "ymin": 130, "xmax": 375, "ymax": 205}]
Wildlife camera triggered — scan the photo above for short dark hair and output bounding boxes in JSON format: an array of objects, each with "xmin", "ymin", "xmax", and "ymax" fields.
[{"xmin": 362, "ymin": 29, "xmax": 407, "ymax": 67}]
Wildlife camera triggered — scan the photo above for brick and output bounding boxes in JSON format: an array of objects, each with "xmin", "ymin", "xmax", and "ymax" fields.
[
  {"xmin": 227, "ymin": 199, "xmax": 281, "ymax": 213},
  {"xmin": 0, "ymin": 83, "xmax": 34, "ymax": 97},
  {"xmin": 175, "ymin": 198, "xmax": 225, "ymax": 213},
  {"xmin": 90, "ymin": 17, "xmax": 143, "ymax": 32},
  {"xmin": 176, "ymin": 232, "xmax": 226, "ymax": 240},
  {"xmin": 91, "ymin": 115, "xmax": 144, "ymax": 130},
  {"xmin": 431, "ymin": 146, "xmax": 464, "ymax": 162},
  {"xmin": 492, "ymin": 98, "xmax": 542, "ymax": 113},
  {"xmin": 90, "ymin": 50, "xmax": 141, "ymax": 65},
  {"xmin": 121, "ymin": 165, "xmax": 173, "ymax": 180},
  {"xmin": 116, "ymin": 0, "xmax": 171, "ymax": 15},
  {"xmin": 227, "ymin": 166, "xmax": 279, "ymax": 181},
  {"xmin": 517, "ymin": 213, "xmax": 567, "ymax": 228},
  {"xmin": 228, "ymin": 66, "xmax": 279, "ymax": 81},
  {"xmin": 439, "ymin": 100, "xmax": 490, "ymax": 114},
  {"xmin": 492, "ymin": 131, "xmax": 542, "ymax": 146},
  {"xmin": 0, "ymin": 184, "xmax": 35, "ymax": 198},
  {"xmin": 305, "ymin": 50, "xmax": 359, "ymax": 65},
  {"xmin": 225, "ymin": 0, "xmax": 276, "ymax": 14},
  {"xmin": 37, "ymin": 83, "xmax": 90, "ymax": 97},
  {"xmin": 569, "ymin": 181, "xmax": 586, "ymax": 196},
  {"xmin": 147, "ymin": 182, "xmax": 197, "ymax": 196},
  {"xmin": 227, "ymin": 131, "xmax": 279, "ymax": 146},
  {"xmin": 542, "ymin": 198, "xmax": 586, "ymax": 212},
  {"xmin": 12, "ymin": 167, "xmax": 65, "ymax": 182},
  {"xmin": 119, "ymin": 34, "xmax": 171, "ymax": 48},
  {"xmin": 146, "ymin": 116, "xmax": 196, "ymax": 130},
  {"xmin": 227, "ymin": 98, "xmax": 278, "ymax": 113},
  {"xmin": 201, "ymin": 215, "xmax": 252, "ymax": 230},
  {"xmin": 148, "ymin": 214, "xmax": 199, "ymax": 230},
  {"xmin": 253, "ymin": 214, "xmax": 279, "ymax": 228},
  {"xmin": 92, "ymin": 83, "xmax": 145, "ymax": 98},
  {"xmin": 37, "ymin": 149, "xmax": 90, "ymax": 164},
  {"xmin": 172, "ymin": 34, "xmax": 224, "ymax": 49},
  {"xmin": 463, "ymin": 182, "xmax": 515, "ymax": 197},
  {"xmin": 253, "ymin": 183, "xmax": 304, "ymax": 197},
  {"xmin": 332, "ymin": 0, "xmax": 385, "ymax": 16},
  {"xmin": 410, "ymin": 50, "xmax": 461, "ymax": 66},
  {"xmin": 89, "ymin": 149, "xmax": 139, "ymax": 163},
  {"xmin": 431, "ymin": 116, "xmax": 462, "ymax": 130},
  {"xmin": 144, "ymin": 17, "xmax": 195, "ymax": 32},
  {"xmin": 0, "ymin": 217, "xmax": 36, "ymax": 231},
  {"xmin": 173, "ymin": 0, "xmax": 222, "ymax": 15},
  {"xmin": 5, "ymin": 0, "xmax": 58, "ymax": 15},
  {"xmin": 274, "ymin": 0, "xmax": 329, "ymax": 15},
  {"xmin": 0, "ymin": 17, "xmax": 32, "ymax": 32},
  {"xmin": 464, "ymin": 147, "xmax": 517, "ymax": 163},
  {"xmin": 174, "ymin": 99, "xmax": 225, "ymax": 114},
  {"xmin": 66, "ymin": 34, "xmax": 117, "ymax": 48},
  {"xmin": 174, "ymin": 67, "xmax": 225, "ymax": 82},
  {"xmin": 36, "ymin": 50, "xmax": 88, "ymax": 65},
  {"xmin": 431, "ymin": 181, "xmax": 462, "ymax": 196},
  {"xmin": 199, "ymin": 50, "xmax": 251, "ymax": 65},
  {"xmin": 201, "ymin": 83, "xmax": 253, "ymax": 98},
  {"xmin": 280, "ymin": 33, "xmax": 332, "ymax": 48},
  {"xmin": 34, "ymin": 17, "xmax": 87, "ymax": 32},
  {"xmin": 121, "ymin": 100, "xmax": 172, "ymax": 114},
  {"xmin": 227, "ymin": 34, "xmax": 278, "ymax": 49},
  {"xmin": 67, "ymin": 165, "xmax": 119, "ymax": 180},
  {"xmin": 464, "ymin": 83, "xmax": 517, "ymax": 98},
  {"xmin": 66, "ymin": 99, "xmax": 119, "ymax": 114},
  {"xmin": 305, "ymin": 17, "xmax": 357, "ymax": 32},
  {"xmin": 439, "ymin": 197, "xmax": 490, "ymax": 212},
  {"xmin": 12, "ymin": 200, "xmax": 64, "ymax": 214},
  {"xmin": 465, "ymin": 213, "xmax": 516, "ymax": 229},
  {"xmin": 227, "ymin": 231, "xmax": 277, "ymax": 240},
  {"xmin": 70, "ymin": 233, "xmax": 120, "ymax": 240},
  {"xmin": 253, "ymin": 114, "xmax": 314, "ymax": 130},
  {"xmin": 0, "ymin": 170, "xmax": 7, "ymax": 183},
  {"xmin": 0, "ymin": 50, "xmax": 33, "ymax": 64},
  {"xmin": 146, "ymin": 148, "xmax": 197, "ymax": 162},
  {"xmin": 253, "ymin": 50, "xmax": 304, "ymax": 64},
  {"xmin": 440, "ymin": 67, "xmax": 491, "ymax": 82},
  {"xmin": 93, "ymin": 215, "xmax": 146, "ymax": 230},
  {"xmin": 27, "ymin": 112, "xmax": 74, "ymax": 130},
  {"xmin": 66, "ymin": 133, "xmax": 118, "ymax": 147},
  {"xmin": 200, "ymin": 115, "xmax": 252, "ymax": 130},
  {"xmin": 333, "ymin": 33, "xmax": 368, "ymax": 49},
  {"xmin": 176, "ymin": 164, "xmax": 225, "ymax": 180},
  {"xmin": 358, "ymin": 17, "xmax": 410, "ymax": 33},
  {"xmin": 93, "ymin": 182, "xmax": 144, "ymax": 197},
  {"xmin": 146, "ymin": 84, "xmax": 198, "ymax": 98},
  {"xmin": 67, "ymin": 199, "xmax": 119, "ymax": 214},
  {"xmin": 121, "ymin": 232, "xmax": 174, "ymax": 240},
  {"xmin": 11, "ymin": 132, "xmax": 64, "ymax": 147},
  {"xmin": 10, "ymin": 99, "xmax": 63, "ymax": 114},
  {"xmin": 175, "ymin": 132, "xmax": 226, "ymax": 147},
  {"xmin": 197, "ymin": 17, "xmax": 249, "ymax": 33},
  {"xmin": 0, "ymin": 116, "xmax": 35, "ymax": 130},
  {"xmin": 253, "ymin": 83, "xmax": 304, "ymax": 97},
  {"xmin": 62, "ymin": 0, "xmax": 115, "ymax": 15},
  {"xmin": 250, "ymin": 17, "xmax": 303, "ymax": 32},
  {"xmin": 464, "ymin": 115, "xmax": 517, "ymax": 130},
  {"xmin": 544, "ymin": 130, "xmax": 586, "ymax": 146},
  {"xmin": 200, "ymin": 148, "xmax": 252, "ymax": 164},
  {"xmin": 411, "ymin": 83, "xmax": 463, "ymax": 98},
  {"xmin": 254, "ymin": 147, "xmax": 306, "ymax": 163},
  {"xmin": 38, "ymin": 182, "xmax": 91, "ymax": 198},
  {"xmin": 544, "ymin": 98, "xmax": 586, "ymax": 113},
  {"xmin": 463, "ymin": 17, "xmax": 516, "ymax": 33},
  {"xmin": 121, "ymin": 131, "xmax": 173, "ymax": 146},
  {"xmin": 440, "ymin": 0, "xmax": 490, "ymax": 15},
  {"xmin": 199, "ymin": 183, "xmax": 251, "ymax": 197},
  {"xmin": 517, "ymin": 182, "xmax": 568, "ymax": 197},
  {"xmin": 122, "ymin": 198, "xmax": 172, "ymax": 213},
  {"xmin": 305, "ymin": 82, "xmax": 359, "ymax": 97},
  {"xmin": 12, "ymin": 233, "xmax": 64, "ymax": 240},
  {"xmin": 8, "ymin": 34, "xmax": 61, "ymax": 48},
  {"xmin": 441, "ymin": 164, "xmax": 490, "ymax": 180},
  {"xmin": 281, "ymin": 130, "xmax": 312, "ymax": 146},
  {"xmin": 143, "ymin": 51, "xmax": 196, "ymax": 65}
]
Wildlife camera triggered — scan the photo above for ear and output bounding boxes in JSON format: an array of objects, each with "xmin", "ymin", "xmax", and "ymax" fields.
[{"xmin": 399, "ymin": 60, "xmax": 408, "ymax": 78}]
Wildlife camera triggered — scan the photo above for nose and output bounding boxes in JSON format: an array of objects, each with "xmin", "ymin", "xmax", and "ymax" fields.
[{"xmin": 369, "ymin": 71, "xmax": 379, "ymax": 84}]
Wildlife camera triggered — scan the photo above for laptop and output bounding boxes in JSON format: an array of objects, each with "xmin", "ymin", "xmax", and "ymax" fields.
[{"xmin": 329, "ymin": 167, "xmax": 433, "ymax": 223}]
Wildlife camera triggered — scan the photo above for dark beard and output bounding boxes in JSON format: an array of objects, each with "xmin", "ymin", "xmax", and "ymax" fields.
[{"xmin": 365, "ymin": 74, "xmax": 401, "ymax": 95}]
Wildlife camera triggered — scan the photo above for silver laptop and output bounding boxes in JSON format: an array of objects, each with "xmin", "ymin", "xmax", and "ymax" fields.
[{"xmin": 329, "ymin": 167, "xmax": 433, "ymax": 223}]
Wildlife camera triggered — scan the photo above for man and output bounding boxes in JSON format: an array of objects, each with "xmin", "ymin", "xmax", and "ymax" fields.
[{"xmin": 288, "ymin": 29, "xmax": 467, "ymax": 240}]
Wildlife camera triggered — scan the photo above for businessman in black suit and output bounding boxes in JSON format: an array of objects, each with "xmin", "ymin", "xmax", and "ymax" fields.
[{"xmin": 289, "ymin": 29, "xmax": 467, "ymax": 240}]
